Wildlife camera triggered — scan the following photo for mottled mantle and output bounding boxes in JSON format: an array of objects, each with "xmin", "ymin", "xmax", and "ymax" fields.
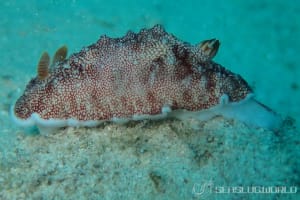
[{"xmin": 14, "ymin": 25, "xmax": 251, "ymax": 120}]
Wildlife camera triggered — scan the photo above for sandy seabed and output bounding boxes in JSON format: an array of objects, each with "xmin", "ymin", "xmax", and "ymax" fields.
[{"xmin": 1, "ymin": 118, "xmax": 299, "ymax": 200}]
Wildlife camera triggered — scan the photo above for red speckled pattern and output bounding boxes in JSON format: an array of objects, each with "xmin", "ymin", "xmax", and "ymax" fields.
[{"xmin": 14, "ymin": 25, "xmax": 252, "ymax": 121}]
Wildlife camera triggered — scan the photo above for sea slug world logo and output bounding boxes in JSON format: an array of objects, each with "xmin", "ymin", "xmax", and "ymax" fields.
[{"xmin": 192, "ymin": 180, "xmax": 298, "ymax": 197}]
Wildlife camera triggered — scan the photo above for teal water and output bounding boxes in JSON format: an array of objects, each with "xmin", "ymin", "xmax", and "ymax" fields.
[{"xmin": 0, "ymin": 0, "xmax": 299, "ymax": 199}]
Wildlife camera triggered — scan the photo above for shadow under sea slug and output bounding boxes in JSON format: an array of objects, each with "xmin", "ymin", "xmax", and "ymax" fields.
[{"xmin": 11, "ymin": 25, "xmax": 282, "ymax": 134}]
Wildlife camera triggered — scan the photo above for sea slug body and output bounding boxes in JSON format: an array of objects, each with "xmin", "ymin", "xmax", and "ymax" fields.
[{"xmin": 11, "ymin": 25, "xmax": 282, "ymax": 134}]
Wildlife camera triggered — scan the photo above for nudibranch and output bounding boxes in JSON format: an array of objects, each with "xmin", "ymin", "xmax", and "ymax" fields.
[{"xmin": 11, "ymin": 25, "xmax": 282, "ymax": 134}]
